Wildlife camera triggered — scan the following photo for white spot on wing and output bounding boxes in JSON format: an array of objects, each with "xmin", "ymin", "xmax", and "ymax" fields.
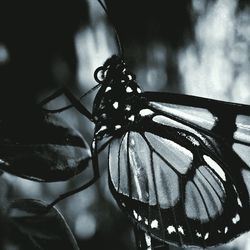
[
  {"xmin": 204, "ymin": 232, "xmax": 209, "ymax": 240},
  {"xmin": 100, "ymin": 125, "xmax": 107, "ymax": 131},
  {"xmin": 101, "ymin": 113, "xmax": 107, "ymax": 119},
  {"xmin": 232, "ymin": 214, "xmax": 240, "ymax": 224},
  {"xmin": 96, "ymin": 125, "xmax": 107, "ymax": 134},
  {"xmin": 167, "ymin": 225, "xmax": 176, "ymax": 234},
  {"xmin": 233, "ymin": 184, "xmax": 242, "ymax": 209},
  {"xmin": 125, "ymin": 105, "xmax": 131, "ymax": 111},
  {"xmin": 178, "ymin": 226, "xmax": 184, "ymax": 235},
  {"xmin": 126, "ymin": 86, "xmax": 133, "ymax": 93},
  {"xmin": 237, "ymin": 197, "xmax": 242, "ymax": 207},
  {"xmin": 105, "ymin": 86, "xmax": 111, "ymax": 92},
  {"xmin": 145, "ymin": 219, "xmax": 148, "ymax": 225},
  {"xmin": 203, "ymin": 155, "xmax": 226, "ymax": 181},
  {"xmin": 133, "ymin": 210, "xmax": 138, "ymax": 219},
  {"xmin": 113, "ymin": 102, "xmax": 119, "ymax": 109},
  {"xmin": 128, "ymin": 115, "xmax": 135, "ymax": 121},
  {"xmin": 196, "ymin": 232, "xmax": 202, "ymax": 238},
  {"xmin": 139, "ymin": 109, "xmax": 154, "ymax": 117},
  {"xmin": 224, "ymin": 227, "xmax": 228, "ymax": 234},
  {"xmin": 115, "ymin": 125, "xmax": 121, "ymax": 130},
  {"xmin": 137, "ymin": 87, "xmax": 142, "ymax": 93},
  {"xmin": 150, "ymin": 220, "xmax": 158, "ymax": 229},
  {"xmin": 128, "ymin": 75, "xmax": 132, "ymax": 80},
  {"xmin": 145, "ymin": 234, "xmax": 151, "ymax": 248}
]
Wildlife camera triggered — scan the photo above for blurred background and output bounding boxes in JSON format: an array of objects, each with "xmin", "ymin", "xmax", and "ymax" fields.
[{"xmin": 0, "ymin": 0, "xmax": 249, "ymax": 249}]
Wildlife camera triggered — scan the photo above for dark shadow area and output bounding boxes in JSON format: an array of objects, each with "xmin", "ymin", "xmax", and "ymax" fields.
[{"xmin": 0, "ymin": 0, "xmax": 89, "ymax": 118}]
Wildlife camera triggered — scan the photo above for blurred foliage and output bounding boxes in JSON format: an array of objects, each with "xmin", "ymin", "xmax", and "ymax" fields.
[
  {"xmin": 7, "ymin": 199, "xmax": 79, "ymax": 250},
  {"xmin": 0, "ymin": 109, "xmax": 90, "ymax": 181}
]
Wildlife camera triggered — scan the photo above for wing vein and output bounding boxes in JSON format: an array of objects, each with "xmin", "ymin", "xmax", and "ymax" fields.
[
  {"xmin": 179, "ymin": 176, "xmax": 194, "ymax": 244},
  {"xmin": 192, "ymin": 180, "xmax": 210, "ymax": 248},
  {"xmin": 197, "ymin": 168, "xmax": 224, "ymax": 209},
  {"xmin": 127, "ymin": 132, "xmax": 132, "ymax": 198},
  {"xmin": 142, "ymin": 134, "xmax": 181, "ymax": 176},
  {"xmin": 142, "ymin": 133, "xmax": 184, "ymax": 245},
  {"xmin": 118, "ymin": 133, "xmax": 126, "ymax": 192},
  {"xmin": 149, "ymin": 149, "xmax": 165, "ymax": 241}
]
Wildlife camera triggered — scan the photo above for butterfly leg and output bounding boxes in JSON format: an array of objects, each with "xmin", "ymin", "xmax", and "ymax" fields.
[
  {"xmin": 39, "ymin": 88, "xmax": 65, "ymax": 106},
  {"xmin": 133, "ymin": 226, "xmax": 149, "ymax": 250},
  {"xmin": 46, "ymin": 138, "xmax": 100, "ymax": 210},
  {"xmin": 40, "ymin": 87, "xmax": 93, "ymax": 121}
]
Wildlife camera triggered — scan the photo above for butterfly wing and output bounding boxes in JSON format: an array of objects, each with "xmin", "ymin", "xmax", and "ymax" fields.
[{"xmin": 108, "ymin": 92, "xmax": 250, "ymax": 248}]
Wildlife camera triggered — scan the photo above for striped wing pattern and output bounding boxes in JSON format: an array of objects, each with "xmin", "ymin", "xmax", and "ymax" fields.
[{"xmin": 108, "ymin": 95, "xmax": 250, "ymax": 248}]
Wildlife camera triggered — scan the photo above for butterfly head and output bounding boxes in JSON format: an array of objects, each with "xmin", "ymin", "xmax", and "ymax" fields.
[{"xmin": 93, "ymin": 55, "xmax": 143, "ymax": 139}]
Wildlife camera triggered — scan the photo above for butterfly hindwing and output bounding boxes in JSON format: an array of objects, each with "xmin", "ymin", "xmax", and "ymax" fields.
[{"xmin": 108, "ymin": 92, "xmax": 250, "ymax": 248}]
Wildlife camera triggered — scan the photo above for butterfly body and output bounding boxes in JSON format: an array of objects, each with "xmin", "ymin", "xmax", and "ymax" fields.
[
  {"xmin": 93, "ymin": 56, "xmax": 145, "ymax": 139},
  {"xmin": 91, "ymin": 55, "xmax": 250, "ymax": 248}
]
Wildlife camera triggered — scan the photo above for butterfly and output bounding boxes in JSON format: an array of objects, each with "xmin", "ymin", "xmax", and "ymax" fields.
[
  {"xmin": 93, "ymin": 55, "xmax": 250, "ymax": 248},
  {"xmin": 40, "ymin": 52, "xmax": 250, "ymax": 249},
  {"xmin": 39, "ymin": 1, "xmax": 250, "ymax": 249}
]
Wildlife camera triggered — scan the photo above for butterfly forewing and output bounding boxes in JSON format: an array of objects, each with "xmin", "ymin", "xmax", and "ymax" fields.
[{"xmin": 107, "ymin": 91, "xmax": 250, "ymax": 248}]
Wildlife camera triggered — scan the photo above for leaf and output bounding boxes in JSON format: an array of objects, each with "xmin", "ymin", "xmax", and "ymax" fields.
[
  {"xmin": 8, "ymin": 199, "xmax": 80, "ymax": 250},
  {"xmin": 0, "ymin": 108, "xmax": 91, "ymax": 181}
]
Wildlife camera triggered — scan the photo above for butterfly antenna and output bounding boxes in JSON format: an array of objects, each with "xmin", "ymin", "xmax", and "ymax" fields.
[{"xmin": 97, "ymin": 0, "xmax": 124, "ymax": 57}]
